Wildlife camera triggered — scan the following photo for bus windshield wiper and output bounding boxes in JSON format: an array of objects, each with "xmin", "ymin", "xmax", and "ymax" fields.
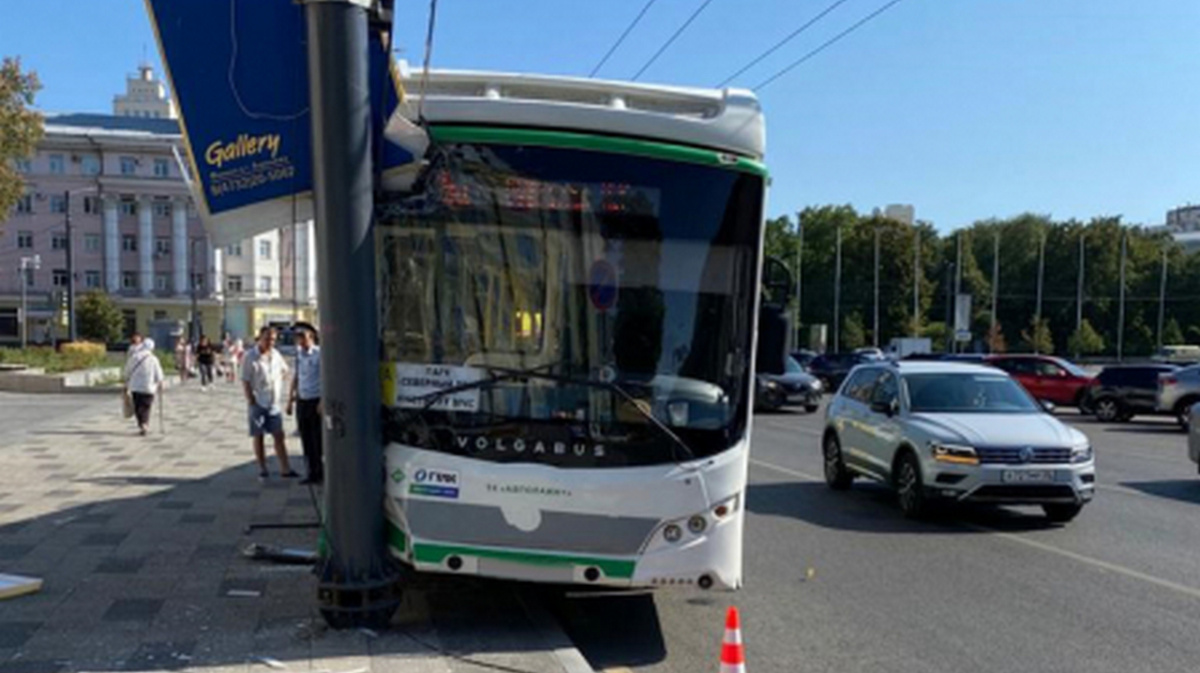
[{"xmin": 399, "ymin": 363, "xmax": 696, "ymax": 462}]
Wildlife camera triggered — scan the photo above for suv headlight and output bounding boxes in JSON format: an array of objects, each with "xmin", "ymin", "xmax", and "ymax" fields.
[
  {"xmin": 930, "ymin": 441, "xmax": 979, "ymax": 465},
  {"xmin": 1071, "ymin": 444, "xmax": 1093, "ymax": 463}
]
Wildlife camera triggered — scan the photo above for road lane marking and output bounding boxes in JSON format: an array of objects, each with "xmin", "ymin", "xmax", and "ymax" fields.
[{"xmin": 749, "ymin": 456, "xmax": 1200, "ymax": 602}]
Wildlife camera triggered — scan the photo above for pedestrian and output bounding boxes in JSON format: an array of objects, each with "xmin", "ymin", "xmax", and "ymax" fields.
[
  {"xmin": 196, "ymin": 335, "xmax": 216, "ymax": 390},
  {"xmin": 127, "ymin": 332, "xmax": 144, "ymax": 360},
  {"xmin": 287, "ymin": 325, "xmax": 323, "ymax": 485},
  {"xmin": 175, "ymin": 338, "xmax": 189, "ymax": 384},
  {"xmin": 242, "ymin": 326, "xmax": 299, "ymax": 482},
  {"xmin": 124, "ymin": 337, "xmax": 164, "ymax": 436}
]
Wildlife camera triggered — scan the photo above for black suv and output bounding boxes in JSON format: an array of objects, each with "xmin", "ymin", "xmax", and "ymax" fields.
[
  {"xmin": 807, "ymin": 352, "xmax": 880, "ymax": 391},
  {"xmin": 1083, "ymin": 364, "xmax": 1179, "ymax": 422}
]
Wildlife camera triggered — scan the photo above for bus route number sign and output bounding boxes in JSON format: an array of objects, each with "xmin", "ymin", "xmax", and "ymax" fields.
[{"xmin": 588, "ymin": 260, "xmax": 618, "ymax": 311}]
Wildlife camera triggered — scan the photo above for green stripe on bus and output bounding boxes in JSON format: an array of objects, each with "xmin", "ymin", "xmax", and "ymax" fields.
[
  {"xmin": 429, "ymin": 125, "xmax": 768, "ymax": 178},
  {"xmin": 386, "ymin": 520, "xmax": 408, "ymax": 553},
  {"xmin": 413, "ymin": 542, "xmax": 636, "ymax": 579}
]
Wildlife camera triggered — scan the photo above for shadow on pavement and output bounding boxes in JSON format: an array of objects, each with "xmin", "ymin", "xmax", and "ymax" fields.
[
  {"xmin": 746, "ymin": 481, "xmax": 1061, "ymax": 534},
  {"xmin": 0, "ymin": 462, "xmax": 570, "ymax": 673},
  {"xmin": 540, "ymin": 589, "xmax": 667, "ymax": 670},
  {"xmin": 1102, "ymin": 424, "xmax": 1184, "ymax": 436},
  {"xmin": 1119, "ymin": 479, "xmax": 1200, "ymax": 506}
]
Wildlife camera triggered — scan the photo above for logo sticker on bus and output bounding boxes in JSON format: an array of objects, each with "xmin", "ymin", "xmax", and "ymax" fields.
[{"xmin": 408, "ymin": 468, "xmax": 461, "ymax": 499}]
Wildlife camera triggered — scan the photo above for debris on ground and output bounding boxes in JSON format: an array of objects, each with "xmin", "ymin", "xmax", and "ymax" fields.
[
  {"xmin": 0, "ymin": 573, "xmax": 43, "ymax": 600},
  {"xmin": 243, "ymin": 543, "xmax": 318, "ymax": 565}
]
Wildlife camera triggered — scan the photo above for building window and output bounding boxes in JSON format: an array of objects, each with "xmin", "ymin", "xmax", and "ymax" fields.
[
  {"xmin": 155, "ymin": 274, "xmax": 169, "ymax": 291},
  {"xmin": 17, "ymin": 231, "xmax": 33, "ymax": 249},
  {"xmin": 84, "ymin": 233, "xmax": 101, "ymax": 252},
  {"xmin": 122, "ymin": 272, "xmax": 138, "ymax": 290},
  {"xmin": 190, "ymin": 272, "xmax": 205, "ymax": 290},
  {"xmin": 49, "ymin": 154, "xmax": 65, "ymax": 175},
  {"xmin": 119, "ymin": 198, "xmax": 138, "ymax": 216},
  {"xmin": 153, "ymin": 310, "xmax": 168, "ymax": 320},
  {"xmin": 226, "ymin": 275, "xmax": 243, "ymax": 293},
  {"xmin": 15, "ymin": 158, "xmax": 32, "ymax": 173},
  {"xmin": 49, "ymin": 195, "xmax": 67, "ymax": 214},
  {"xmin": 258, "ymin": 276, "xmax": 272, "ymax": 293},
  {"xmin": 84, "ymin": 270, "xmax": 101, "ymax": 288},
  {"xmin": 258, "ymin": 240, "xmax": 272, "ymax": 260},
  {"xmin": 52, "ymin": 269, "xmax": 69, "ymax": 287},
  {"xmin": 155, "ymin": 237, "xmax": 170, "ymax": 255},
  {"xmin": 226, "ymin": 242, "xmax": 242, "ymax": 257},
  {"xmin": 23, "ymin": 270, "xmax": 35, "ymax": 288},
  {"xmin": 81, "ymin": 155, "xmax": 100, "ymax": 176},
  {"xmin": 83, "ymin": 196, "xmax": 99, "ymax": 214},
  {"xmin": 120, "ymin": 156, "xmax": 137, "ymax": 175},
  {"xmin": 152, "ymin": 201, "xmax": 172, "ymax": 217},
  {"xmin": 153, "ymin": 158, "xmax": 170, "ymax": 178},
  {"xmin": 51, "ymin": 234, "xmax": 68, "ymax": 250},
  {"xmin": 122, "ymin": 309, "xmax": 137, "ymax": 338},
  {"xmin": 15, "ymin": 194, "xmax": 32, "ymax": 214},
  {"xmin": 122, "ymin": 235, "xmax": 137, "ymax": 252}
]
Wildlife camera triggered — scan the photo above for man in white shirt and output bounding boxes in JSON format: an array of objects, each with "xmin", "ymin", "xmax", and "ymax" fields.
[
  {"xmin": 241, "ymin": 327, "xmax": 298, "ymax": 481},
  {"xmin": 287, "ymin": 325, "xmax": 323, "ymax": 485}
]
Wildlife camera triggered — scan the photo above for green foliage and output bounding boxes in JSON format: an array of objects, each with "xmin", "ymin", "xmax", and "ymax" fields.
[
  {"xmin": 0, "ymin": 57, "xmax": 43, "ymax": 217},
  {"xmin": 1068, "ymin": 319, "xmax": 1105, "ymax": 356},
  {"xmin": 1021, "ymin": 317, "xmax": 1054, "ymax": 354},
  {"xmin": 77, "ymin": 291, "xmax": 124, "ymax": 345},
  {"xmin": 0, "ymin": 346, "xmax": 106, "ymax": 373},
  {"xmin": 1163, "ymin": 318, "xmax": 1185, "ymax": 346},
  {"xmin": 841, "ymin": 312, "xmax": 867, "ymax": 351}
]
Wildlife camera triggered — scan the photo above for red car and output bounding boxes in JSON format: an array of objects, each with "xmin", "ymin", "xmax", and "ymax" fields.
[{"xmin": 985, "ymin": 354, "xmax": 1095, "ymax": 409}]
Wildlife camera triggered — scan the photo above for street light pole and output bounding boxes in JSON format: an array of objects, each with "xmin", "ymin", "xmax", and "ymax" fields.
[
  {"xmin": 872, "ymin": 226, "xmax": 880, "ymax": 348},
  {"xmin": 65, "ymin": 191, "xmax": 77, "ymax": 342},
  {"xmin": 912, "ymin": 227, "xmax": 919, "ymax": 337},
  {"xmin": 304, "ymin": 0, "xmax": 399, "ymax": 628},
  {"xmin": 1117, "ymin": 231, "xmax": 1126, "ymax": 361},
  {"xmin": 794, "ymin": 212, "xmax": 803, "ymax": 349},
  {"xmin": 1157, "ymin": 248, "xmax": 1168, "ymax": 352},
  {"xmin": 990, "ymin": 231, "xmax": 999, "ymax": 331},
  {"xmin": 833, "ymin": 224, "xmax": 841, "ymax": 352},
  {"xmin": 1035, "ymin": 232, "xmax": 1045, "ymax": 354}
]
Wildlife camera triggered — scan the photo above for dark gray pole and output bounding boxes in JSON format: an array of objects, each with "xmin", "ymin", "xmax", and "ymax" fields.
[
  {"xmin": 912, "ymin": 227, "xmax": 919, "ymax": 337},
  {"xmin": 65, "ymin": 190, "xmax": 77, "ymax": 341},
  {"xmin": 1117, "ymin": 231, "xmax": 1126, "ymax": 361},
  {"xmin": 872, "ymin": 226, "xmax": 879, "ymax": 347},
  {"xmin": 1157, "ymin": 249, "xmax": 1167, "ymax": 352},
  {"xmin": 1034, "ymin": 233, "xmax": 1045, "ymax": 354},
  {"xmin": 833, "ymin": 225, "xmax": 841, "ymax": 352},
  {"xmin": 305, "ymin": 0, "xmax": 399, "ymax": 628},
  {"xmin": 1075, "ymin": 232, "xmax": 1084, "ymax": 360},
  {"xmin": 794, "ymin": 212, "xmax": 803, "ymax": 349},
  {"xmin": 990, "ymin": 231, "xmax": 999, "ymax": 331}
]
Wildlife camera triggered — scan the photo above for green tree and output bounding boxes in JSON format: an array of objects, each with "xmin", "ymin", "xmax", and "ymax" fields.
[
  {"xmin": 841, "ymin": 312, "xmax": 866, "ymax": 350},
  {"xmin": 0, "ymin": 57, "xmax": 43, "ymax": 218},
  {"xmin": 1068, "ymin": 319, "xmax": 1105, "ymax": 356},
  {"xmin": 77, "ymin": 291, "xmax": 123, "ymax": 344},
  {"xmin": 1163, "ymin": 318, "xmax": 1185, "ymax": 346},
  {"xmin": 1021, "ymin": 317, "xmax": 1054, "ymax": 354}
]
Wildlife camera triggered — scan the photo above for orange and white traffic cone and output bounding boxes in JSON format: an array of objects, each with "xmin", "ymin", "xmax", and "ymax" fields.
[{"xmin": 719, "ymin": 606, "xmax": 746, "ymax": 672}]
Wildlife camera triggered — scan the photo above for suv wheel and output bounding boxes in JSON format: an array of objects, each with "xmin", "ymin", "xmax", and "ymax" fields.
[
  {"xmin": 895, "ymin": 452, "xmax": 927, "ymax": 519},
  {"xmin": 1094, "ymin": 397, "xmax": 1123, "ymax": 423},
  {"xmin": 822, "ymin": 434, "xmax": 853, "ymax": 491},
  {"xmin": 1176, "ymin": 399, "xmax": 1197, "ymax": 431},
  {"xmin": 1042, "ymin": 503, "xmax": 1084, "ymax": 523}
]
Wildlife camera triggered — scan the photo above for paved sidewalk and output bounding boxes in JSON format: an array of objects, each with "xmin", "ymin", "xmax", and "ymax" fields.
[{"xmin": 0, "ymin": 382, "xmax": 582, "ymax": 673}]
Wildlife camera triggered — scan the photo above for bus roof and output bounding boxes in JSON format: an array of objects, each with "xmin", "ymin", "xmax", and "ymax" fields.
[{"xmin": 396, "ymin": 62, "xmax": 765, "ymax": 161}]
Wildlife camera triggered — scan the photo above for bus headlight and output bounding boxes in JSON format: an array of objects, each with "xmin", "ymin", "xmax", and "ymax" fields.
[
  {"xmin": 931, "ymin": 441, "xmax": 979, "ymax": 465},
  {"xmin": 687, "ymin": 515, "xmax": 707, "ymax": 534},
  {"xmin": 663, "ymin": 524, "xmax": 683, "ymax": 543}
]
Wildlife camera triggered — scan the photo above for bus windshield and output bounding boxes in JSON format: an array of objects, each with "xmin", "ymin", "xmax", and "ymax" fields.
[{"xmin": 376, "ymin": 140, "xmax": 764, "ymax": 467}]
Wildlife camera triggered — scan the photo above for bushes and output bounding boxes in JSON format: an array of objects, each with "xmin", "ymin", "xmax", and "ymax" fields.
[
  {"xmin": 61, "ymin": 341, "xmax": 105, "ymax": 359},
  {"xmin": 0, "ymin": 345, "xmax": 108, "ymax": 373}
]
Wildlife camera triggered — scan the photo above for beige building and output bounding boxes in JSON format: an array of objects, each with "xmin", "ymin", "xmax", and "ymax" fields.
[{"xmin": 0, "ymin": 66, "xmax": 315, "ymax": 347}]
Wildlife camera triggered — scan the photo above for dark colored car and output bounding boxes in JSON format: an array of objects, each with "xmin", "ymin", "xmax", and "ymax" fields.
[
  {"xmin": 790, "ymin": 349, "xmax": 818, "ymax": 370},
  {"xmin": 985, "ymin": 354, "xmax": 1095, "ymax": 409},
  {"xmin": 808, "ymin": 352, "xmax": 878, "ymax": 391},
  {"xmin": 756, "ymin": 356, "xmax": 823, "ymax": 412},
  {"xmin": 1083, "ymin": 364, "xmax": 1179, "ymax": 422}
]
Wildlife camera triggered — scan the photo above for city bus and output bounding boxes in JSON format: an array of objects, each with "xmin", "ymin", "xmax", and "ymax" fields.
[{"xmin": 376, "ymin": 66, "xmax": 769, "ymax": 590}]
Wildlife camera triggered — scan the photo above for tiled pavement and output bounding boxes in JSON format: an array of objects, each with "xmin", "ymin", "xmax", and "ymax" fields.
[{"xmin": 0, "ymin": 383, "xmax": 577, "ymax": 673}]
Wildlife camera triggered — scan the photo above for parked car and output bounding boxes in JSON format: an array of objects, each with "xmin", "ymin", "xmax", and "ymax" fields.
[
  {"xmin": 1188, "ymin": 404, "xmax": 1200, "ymax": 473},
  {"xmin": 985, "ymin": 354, "xmax": 1095, "ymax": 409},
  {"xmin": 756, "ymin": 356, "xmax": 822, "ymax": 412},
  {"xmin": 1151, "ymin": 344, "xmax": 1200, "ymax": 365},
  {"xmin": 1082, "ymin": 364, "xmax": 1178, "ymax": 422},
  {"xmin": 822, "ymin": 361, "xmax": 1095, "ymax": 521},
  {"xmin": 1157, "ymin": 364, "xmax": 1200, "ymax": 430},
  {"xmin": 789, "ymin": 349, "xmax": 818, "ymax": 371},
  {"xmin": 808, "ymin": 352, "xmax": 878, "ymax": 391}
]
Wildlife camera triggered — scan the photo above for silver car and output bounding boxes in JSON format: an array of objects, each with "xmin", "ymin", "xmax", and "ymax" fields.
[
  {"xmin": 1157, "ymin": 364, "xmax": 1200, "ymax": 430},
  {"xmin": 822, "ymin": 361, "xmax": 1096, "ymax": 522}
]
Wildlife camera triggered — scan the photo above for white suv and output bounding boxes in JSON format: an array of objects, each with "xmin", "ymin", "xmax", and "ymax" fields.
[{"xmin": 822, "ymin": 361, "xmax": 1096, "ymax": 522}]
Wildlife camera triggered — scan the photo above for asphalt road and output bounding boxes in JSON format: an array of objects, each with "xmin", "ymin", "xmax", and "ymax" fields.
[{"xmin": 555, "ymin": 406, "xmax": 1200, "ymax": 673}]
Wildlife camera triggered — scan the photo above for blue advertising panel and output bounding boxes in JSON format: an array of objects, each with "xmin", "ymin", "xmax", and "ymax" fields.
[{"xmin": 145, "ymin": 0, "xmax": 413, "ymax": 230}]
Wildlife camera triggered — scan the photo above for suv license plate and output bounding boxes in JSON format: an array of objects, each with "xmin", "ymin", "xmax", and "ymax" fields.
[{"xmin": 1002, "ymin": 470, "xmax": 1052, "ymax": 484}]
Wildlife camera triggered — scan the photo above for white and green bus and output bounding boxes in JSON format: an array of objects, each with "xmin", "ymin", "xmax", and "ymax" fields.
[{"xmin": 376, "ymin": 66, "xmax": 769, "ymax": 591}]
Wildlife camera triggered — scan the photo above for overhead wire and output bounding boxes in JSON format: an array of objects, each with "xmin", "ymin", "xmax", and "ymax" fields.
[
  {"xmin": 631, "ymin": 0, "xmax": 716, "ymax": 81},
  {"xmin": 753, "ymin": 0, "xmax": 908, "ymax": 92},
  {"xmin": 715, "ymin": 0, "xmax": 854, "ymax": 88},
  {"xmin": 589, "ymin": 0, "xmax": 660, "ymax": 77}
]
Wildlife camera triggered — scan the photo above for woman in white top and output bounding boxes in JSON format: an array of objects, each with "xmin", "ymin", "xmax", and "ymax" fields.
[{"xmin": 124, "ymin": 337, "xmax": 165, "ymax": 436}]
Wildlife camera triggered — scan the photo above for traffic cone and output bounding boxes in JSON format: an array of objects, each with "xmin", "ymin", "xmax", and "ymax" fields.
[{"xmin": 719, "ymin": 606, "xmax": 746, "ymax": 672}]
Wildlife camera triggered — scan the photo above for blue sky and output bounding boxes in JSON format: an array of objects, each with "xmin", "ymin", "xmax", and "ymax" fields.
[{"xmin": 3, "ymin": 0, "xmax": 1197, "ymax": 230}]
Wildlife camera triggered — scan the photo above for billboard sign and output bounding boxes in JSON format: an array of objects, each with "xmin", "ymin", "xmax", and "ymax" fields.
[
  {"xmin": 145, "ymin": 0, "xmax": 416, "ymax": 245},
  {"xmin": 954, "ymin": 293, "xmax": 972, "ymax": 341}
]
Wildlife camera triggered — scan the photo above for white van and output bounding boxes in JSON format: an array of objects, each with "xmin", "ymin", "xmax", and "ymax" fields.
[{"xmin": 1152, "ymin": 345, "xmax": 1200, "ymax": 364}]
